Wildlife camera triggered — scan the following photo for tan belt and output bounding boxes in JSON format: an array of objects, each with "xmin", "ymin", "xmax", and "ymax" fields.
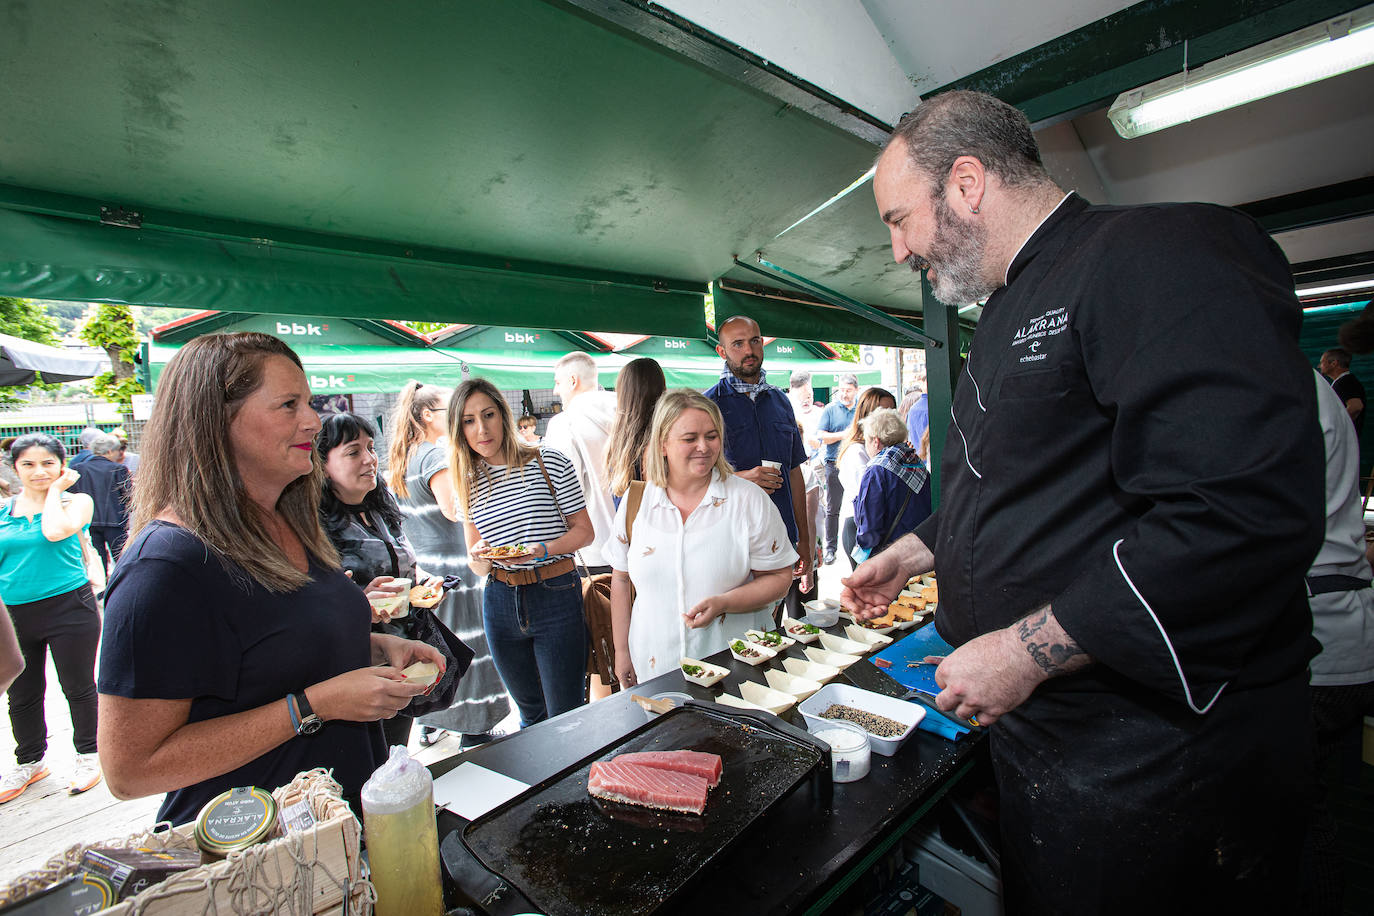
[{"xmin": 489, "ymin": 556, "xmax": 576, "ymax": 587}]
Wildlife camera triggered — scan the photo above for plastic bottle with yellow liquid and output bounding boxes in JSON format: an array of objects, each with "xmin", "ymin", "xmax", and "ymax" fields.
[{"xmin": 361, "ymin": 745, "xmax": 444, "ymax": 916}]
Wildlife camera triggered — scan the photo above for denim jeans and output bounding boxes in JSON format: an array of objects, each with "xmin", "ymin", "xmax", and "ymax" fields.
[{"xmin": 482, "ymin": 570, "xmax": 588, "ymax": 728}]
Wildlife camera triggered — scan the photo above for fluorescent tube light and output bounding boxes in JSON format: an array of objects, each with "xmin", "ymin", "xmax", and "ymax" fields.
[
  {"xmin": 1109, "ymin": 10, "xmax": 1374, "ymax": 139},
  {"xmin": 1298, "ymin": 278, "xmax": 1374, "ymax": 299}
]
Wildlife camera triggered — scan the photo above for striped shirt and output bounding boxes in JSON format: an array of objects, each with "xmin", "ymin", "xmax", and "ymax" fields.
[{"xmin": 462, "ymin": 447, "xmax": 585, "ymax": 566}]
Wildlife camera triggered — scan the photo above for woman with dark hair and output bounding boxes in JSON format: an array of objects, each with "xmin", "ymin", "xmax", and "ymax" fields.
[
  {"xmin": 836, "ymin": 387, "xmax": 896, "ymax": 570},
  {"xmin": 387, "ymin": 381, "xmax": 509, "ymax": 748},
  {"xmin": 96, "ymin": 332, "xmax": 442, "ymax": 823},
  {"xmin": 0, "ymin": 434, "xmax": 100, "ymax": 803},
  {"xmin": 319, "ymin": 412, "xmax": 444, "ymax": 750},
  {"xmin": 605, "ymin": 357, "xmax": 667, "ymax": 505},
  {"xmin": 449, "ymin": 378, "xmax": 592, "ymax": 727}
]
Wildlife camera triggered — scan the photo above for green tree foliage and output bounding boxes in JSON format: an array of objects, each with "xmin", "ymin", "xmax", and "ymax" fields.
[
  {"xmin": 1, "ymin": 297, "xmax": 60, "ymax": 346},
  {"xmin": 79, "ymin": 303, "xmax": 145, "ymax": 406},
  {"xmin": 0, "ymin": 297, "xmax": 62, "ymax": 405},
  {"xmin": 401, "ymin": 320, "xmax": 451, "ymax": 335},
  {"xmin": 826, "ymin": 342, "xmax": 860, "ymax": 362}
]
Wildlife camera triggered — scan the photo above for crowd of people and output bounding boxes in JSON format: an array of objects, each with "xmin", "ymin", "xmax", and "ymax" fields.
[
  {"xmin": 0, "ymin": 320, "xmax": 918, "ymax": 821},
  {"xmin": 2, "ymin": 86, "xmax": 1366, "ymax": 916}
]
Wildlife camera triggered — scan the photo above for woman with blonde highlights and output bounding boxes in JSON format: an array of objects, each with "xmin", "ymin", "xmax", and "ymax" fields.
[
  {"xmin": 603, "ymin": 389, "xmax": 797, "ymax": 688},
  {"xmin": 449, "ymin": 378, "xmax": 592, "ymax": 727},
  {"xmin": 387, "ymin": 381, "xmax": 509, "ymax": 747},
  {"xmin": 96, "ymin": 332, "xmax": 442, "ymax": 823}
]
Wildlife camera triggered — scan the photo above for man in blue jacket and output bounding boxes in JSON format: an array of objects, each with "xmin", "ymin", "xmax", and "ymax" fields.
[
  {"xmin": 68, "ymin": 433, "xmax": 132, "ymax": 579},
  {"xmin": 704, "ymin": 316, "xmax": 812, "ymax": 605}
]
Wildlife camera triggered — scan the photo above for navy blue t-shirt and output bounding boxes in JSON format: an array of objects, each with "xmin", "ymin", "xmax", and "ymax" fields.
[{"xmin": 99, "ymin": 521, "xmax": 384, "ymax": 825}]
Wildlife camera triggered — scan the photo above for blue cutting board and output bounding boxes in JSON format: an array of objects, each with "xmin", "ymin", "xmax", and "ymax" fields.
[{"xmin": 871, "ymin": 624, "xmax": 957, "ymax": 698}]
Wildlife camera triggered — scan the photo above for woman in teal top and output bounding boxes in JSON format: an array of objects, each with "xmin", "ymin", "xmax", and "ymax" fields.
[{"xmin": 0, "ymin": 434, "xmax": 101, "ymax": 804}]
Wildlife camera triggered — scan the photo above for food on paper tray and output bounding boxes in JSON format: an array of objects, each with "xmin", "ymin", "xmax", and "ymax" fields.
[
  {"xmin": 587, "ymin": 749, "xmax": 724, "ymax": 815},
  {"xmin": 745, "ymin": 629, "xmax": 795, "ymax": 651},
  {"xmin": 368, "ymin": 593, "xmax": 408, "ymax": 620},
  {"xmin": 680, "ymin": 657, "xmax": 728, "ymax": 687},
  {"xmin": 408, "ymin": 582, "xmax": 444, "ymax": 608},
  {"xmin": 781, "ymin": 616, "xmax": 822, "ymax": 643},
  {"xmin": 729, "ymin": 639, "xmax": 776, "ymax": 666},
  {"xmin": 479, "ymin": 543, "xmax": 538, "ymax": 561}
]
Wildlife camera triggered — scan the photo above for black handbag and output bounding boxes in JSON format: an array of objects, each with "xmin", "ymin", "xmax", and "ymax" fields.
[{"xmin": 384, "ymin": 604, "xmax": 475, "ymax": 718}]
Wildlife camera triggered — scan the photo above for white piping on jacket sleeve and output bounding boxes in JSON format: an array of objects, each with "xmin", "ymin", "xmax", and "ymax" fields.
[
  {"xmin": 1111, "ymin": 538, "xmax": 1227, "ymax": 714},
  {"xmin": 964, "ymin": 362, "xmax": 986, "ymax": 412},
  {"xmin": 950, "ymin": 406, "xmax": 982, "ymax": 480}
]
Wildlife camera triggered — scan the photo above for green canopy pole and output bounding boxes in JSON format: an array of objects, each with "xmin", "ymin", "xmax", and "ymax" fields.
[{"xmin": 921, "ymin": 275, "xmax": 961, "ymax": 509}]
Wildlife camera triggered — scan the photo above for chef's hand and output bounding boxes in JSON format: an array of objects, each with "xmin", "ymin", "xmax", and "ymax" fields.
[
  {"xmin": 841, "ymin": 534, "xmax": 931, "ymax": 619},
  {"xmin": 932, "ymin": 607, "xmax": 1090, "ymax": 726},
  {"xmin": 683, "ymin": 595, "xmax": 731, "ymax": 629},
  {"xmin": 736, "ymin": 465, "xmax": 782, "ymax": 494},
  {"xmin": 615, "ymin": 654, "xmax": 637, "ymax": 690}
]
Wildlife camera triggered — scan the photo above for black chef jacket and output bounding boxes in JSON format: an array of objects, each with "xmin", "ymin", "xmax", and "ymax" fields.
[
  {"xmin": 917, "ymin": 192, "xmax": 1323, "ymax": 707},
  {"xmin": 914, "ymin": 193, "xmax": 1324, "ymax": 914}
]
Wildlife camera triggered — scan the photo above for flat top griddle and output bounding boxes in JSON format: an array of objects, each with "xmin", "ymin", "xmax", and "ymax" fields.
[{"xmin": 462, "ymin": 702, "xmax": 827, "ymax": 916}]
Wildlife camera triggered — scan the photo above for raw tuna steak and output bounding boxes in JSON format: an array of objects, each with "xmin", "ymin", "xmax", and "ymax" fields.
[
  {"xmin": 588, "ymin": 760, "xmax": 710, "ymax": 815},
  {"xmin": 614, "ymin": 750, "xmax": 722, "ymax": 787}
]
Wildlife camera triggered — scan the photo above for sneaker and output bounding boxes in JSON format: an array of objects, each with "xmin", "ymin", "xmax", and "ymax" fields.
[
  {"xmin": 823, "ymin": 550, "xmax": 836, "ymax": 566},
  {"xmin": 68, "ymin": 753, "xmax": 102, "ymax": 795},
  {"xmin": 0, "ymin": 760, "xmax": 50, "ymax": 804},
  {"xmin": 459, "ymin": 727, "xmax": 509, "ymax": 749},
  {"xmin": 417, "ymin": 726, "xmax": 445, "ymax": 748}
]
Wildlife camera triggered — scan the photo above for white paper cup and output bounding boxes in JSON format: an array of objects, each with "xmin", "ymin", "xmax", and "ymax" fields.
[
  {"xmin": 760, "ymin": 460, "xmax": 781, "ymax": 470},
  {"xmin": 389, "ymin": 578, "xmax": 412, "ymax": 618}
]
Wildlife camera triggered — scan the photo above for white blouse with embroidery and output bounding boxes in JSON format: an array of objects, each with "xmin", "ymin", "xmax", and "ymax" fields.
[{"xmin": 601, "ymin": 471, "xmax": 798, "ymax": 682}]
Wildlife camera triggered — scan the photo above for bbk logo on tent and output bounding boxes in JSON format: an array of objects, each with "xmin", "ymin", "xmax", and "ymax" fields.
[{"xmin": 277, "ymin": 322, "xmax": 328, "ymax": 336}]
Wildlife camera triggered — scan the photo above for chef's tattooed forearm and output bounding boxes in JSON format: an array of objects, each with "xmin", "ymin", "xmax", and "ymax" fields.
[{"xmin": 1015, "ymin": 606, "xmax": 1090, "ymax": 677}]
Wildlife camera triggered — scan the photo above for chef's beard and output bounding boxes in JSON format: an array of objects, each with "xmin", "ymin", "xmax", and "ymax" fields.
[{"xmin": 906, "ymin": 196, "xmax": 999, "ymax": 306}]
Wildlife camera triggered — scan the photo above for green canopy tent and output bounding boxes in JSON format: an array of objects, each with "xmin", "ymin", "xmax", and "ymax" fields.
[
  {"xmin": 144, "ymin": 313, "xmax": 632, "ymax": 393},
  {"xmin": 429, "ymin": 326, "xmax": 628, "ymax": 389}
]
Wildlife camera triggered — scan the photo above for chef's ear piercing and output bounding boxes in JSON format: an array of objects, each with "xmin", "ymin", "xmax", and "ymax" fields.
[{"xmin": 969, "ymin": 204, "xmax": 979, "ymax": 214}]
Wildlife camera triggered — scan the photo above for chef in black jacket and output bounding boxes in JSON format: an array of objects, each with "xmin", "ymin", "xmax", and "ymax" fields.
[{"xmin": 844, "ymin": 90, "xmax": 1324, "ymax": 916}]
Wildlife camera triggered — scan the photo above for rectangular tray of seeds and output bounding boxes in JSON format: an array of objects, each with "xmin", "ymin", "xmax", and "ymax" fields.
[{"xmin": 797, "ymin": 683, "xmax": 925, "ymax": 756}]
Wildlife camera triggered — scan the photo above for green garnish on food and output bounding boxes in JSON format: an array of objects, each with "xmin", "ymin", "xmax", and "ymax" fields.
[
  {"xmin": 730, "ymin": 640, "xmax": 747, "ymax": 653},
  {"xmin": 789, "ymin": 622, "xmax": 820, "ymax": 635},
  {"xmin": 682, "ymin": 663, "xmax": 704, "ymax": 677}
]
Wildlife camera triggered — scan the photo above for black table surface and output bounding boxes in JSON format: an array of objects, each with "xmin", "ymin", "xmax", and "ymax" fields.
[{"xmin": 433, "ymin": 619, "xmax": 987, "ymax": 915}]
